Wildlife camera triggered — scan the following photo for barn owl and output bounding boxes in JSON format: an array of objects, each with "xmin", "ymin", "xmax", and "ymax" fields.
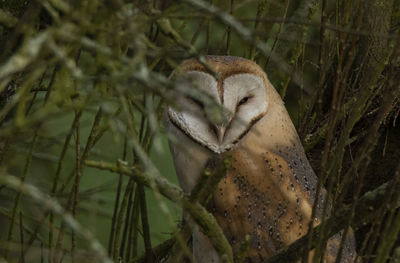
[{"xmin": 164, "ymin": 56, "xmax": 356, "ymax": 262}]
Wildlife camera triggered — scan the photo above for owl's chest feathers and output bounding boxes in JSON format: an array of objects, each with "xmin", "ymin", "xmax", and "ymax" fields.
[{"xmin": 209, "ymin": 146, "xmax": 319, "ymax": 258}]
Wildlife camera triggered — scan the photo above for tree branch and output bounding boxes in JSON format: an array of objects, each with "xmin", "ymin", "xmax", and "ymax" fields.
[{"xmin": 85, "ymin": 159, "xmax": 234, "ymax": 263}]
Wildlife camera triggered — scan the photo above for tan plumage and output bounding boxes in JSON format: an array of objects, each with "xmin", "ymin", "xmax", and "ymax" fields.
[{"xmin": 164, "ymin": 56, "xmax": 356, "ymax": 262}]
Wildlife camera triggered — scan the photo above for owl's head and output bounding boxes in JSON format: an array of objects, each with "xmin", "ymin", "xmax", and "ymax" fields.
[{"xmin": 166, "ymin": 56, "xmax": 281, "ymax": 154}]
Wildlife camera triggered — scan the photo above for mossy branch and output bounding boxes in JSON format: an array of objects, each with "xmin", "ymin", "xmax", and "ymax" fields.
[
  {"xmin": 0, "ymin": 9, "xmax": 18, "ymax": 28},
  {"xmin": 85, "ymin": 159, "xmax": 234, "ymax": 263}
]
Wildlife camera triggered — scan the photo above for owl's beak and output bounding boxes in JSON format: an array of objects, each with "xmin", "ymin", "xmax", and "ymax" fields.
[
  {"xmin": 210, "ymin": 125, "xmax": 227, "ymax": 144},
  {"xmin": 209, "ymin": 110, "xmax": 233, "ymax": 144},
  {"xmin": 217, "ymin": 126, "xmax": 227, "ymax": 143}
]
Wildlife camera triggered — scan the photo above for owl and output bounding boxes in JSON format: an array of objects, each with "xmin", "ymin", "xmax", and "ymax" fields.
[{"xmin": 164, "ymin": 56, "xmax": 356, "ymax": 263}]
